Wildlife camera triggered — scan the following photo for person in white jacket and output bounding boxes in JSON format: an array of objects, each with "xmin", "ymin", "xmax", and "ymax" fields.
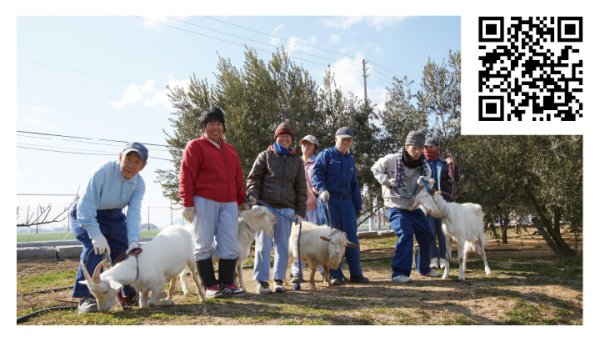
[{"xmin": 371, "ymin": 131, "xmax": 440, "ymax": 283}]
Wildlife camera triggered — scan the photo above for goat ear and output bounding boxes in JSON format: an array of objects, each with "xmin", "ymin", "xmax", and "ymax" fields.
[
  {"xmin": 320, "ymin": 236, "xmax": 332, "ymax": 242},
  {"xmin": 78, "ymin": 280, "xmax": 89, "ymax": 286},
  {"xmin": 345, "ymin": 241, "xmax": 358, "ymax": 248},
  {"xmin": 108, "ymin": 280, "xmax": 124, "ymax": 290}
]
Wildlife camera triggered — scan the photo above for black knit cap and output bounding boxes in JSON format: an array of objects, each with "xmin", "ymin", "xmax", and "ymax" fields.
[{"xmin": 199, "ymin": 107, "xmax": 226, "ymax": 130}]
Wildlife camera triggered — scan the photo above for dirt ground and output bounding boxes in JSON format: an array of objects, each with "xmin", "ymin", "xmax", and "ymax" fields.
[{"xmin": 16, "ymin": 231, "xmax": 583, "ymax": 325}]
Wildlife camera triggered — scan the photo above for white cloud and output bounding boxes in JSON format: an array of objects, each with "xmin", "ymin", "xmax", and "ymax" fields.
[
  {"xmin": 329, "ymin": 34, "xmax": 341, "ymax": 45},
  {"xmin": 287, "ymin": 36, "xmax": 299, "ymax": 54},
  {"xmin": 331, "ymin": 54, "xmax": 364, "ymax": 96},
  {"xmin": 322, "ymin": 16, "xmax": 407, "ymax": 31},
  {"xmin": 367, "ymin": 17, "xmax": 408, "ymax": 31},
  {"xmin": 111, "ymin": 84, "xmax": 142, "ymax": 108},
  {"xmin": 143, "ymin": 78, "xmax": 189, "ymax": 111},
  {"xmin": 269, "ymin": 25, "xmax": 284, "ymax": 45},
  {"xmin": 141, "ymin": 79, "xmax": 156, "ymax": 92},
  {"xmin": 23, "ymin": 105, "xmax": 58, "ymax": 128},
  {"xmin": 322, "ymin": 17, "xmax": 363, "ymax": 30}
]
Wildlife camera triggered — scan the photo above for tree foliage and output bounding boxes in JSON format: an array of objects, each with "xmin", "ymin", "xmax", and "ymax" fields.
[{"xmin": 157, "ymin": 47, "xmax": 582, "ymax": 258}]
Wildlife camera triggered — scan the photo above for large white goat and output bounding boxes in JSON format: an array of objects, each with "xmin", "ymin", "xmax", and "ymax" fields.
[
  {"xmin": 179, "ymin": 205, "xmax": 276, "ymax": 294},
  {"xmin": 413, "ymin": 176, "xmax": 491, "ymax": 280},
  {"xmin": 79, "ymin": 224, "xmax": 205, "ymax": 312},
  {"xmin": 287, "ymin": 221, "xmax": 357, "ymax": 290}
]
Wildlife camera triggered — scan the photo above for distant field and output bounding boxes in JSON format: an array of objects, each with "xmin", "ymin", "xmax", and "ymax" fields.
[{"xmin": 17, "ymin": 230, "xmax": 160, "ymax": 243}]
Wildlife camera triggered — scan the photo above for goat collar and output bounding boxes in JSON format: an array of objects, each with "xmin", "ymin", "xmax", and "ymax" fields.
[{"xmin": 129, "ymin": 248, "xmax": 142, "ymax": 281}]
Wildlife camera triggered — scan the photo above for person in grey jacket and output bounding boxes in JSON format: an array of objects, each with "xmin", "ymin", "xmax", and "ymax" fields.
[
  {"xmin": 371, "ymin": 131, "xmax": 440, "ymax": 283},
  {"xmin": 247, "ymin": 122, "xmax": 307, "ymax": 294}
]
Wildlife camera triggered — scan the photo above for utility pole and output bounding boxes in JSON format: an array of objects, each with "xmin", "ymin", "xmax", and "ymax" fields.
[{"xmin": 362, "ymin": 59, "xmax": 369, "ymax": 104}]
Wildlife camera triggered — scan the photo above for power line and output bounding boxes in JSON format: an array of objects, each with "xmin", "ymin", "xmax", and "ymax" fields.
[
  {"xmin": 136, "ymin": 16, "xmax": 379, "ymax": 78},
  {"xmin": 17, "ymin": 130, "xmax": 173, "ymax": 148},
  {"xmin": 17, "ymin": 145, "xmax": 173, "ymax": 161},
  {"xmin": 202, "ymin": 16, "xmax": 400, "ymax": 80},
  {"xmin": 17, "ymin": 59, "xmax": 137, "ymax": 84}
]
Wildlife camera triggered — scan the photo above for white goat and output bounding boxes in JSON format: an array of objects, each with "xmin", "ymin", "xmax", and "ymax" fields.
[
  {"xmin": 287, "ymin": 221, "xmax": 357, "ymax": 290},
  {"xmin": 79, "ymin": 224, "xmax": 205, "ymax": 312},
  {"xmin": 179, "ymin": 205, "xmax": 276, "ymax": 294},
  {"xmin": 413, "ymin": 176, "xmax": 492, "ymax": 281}
]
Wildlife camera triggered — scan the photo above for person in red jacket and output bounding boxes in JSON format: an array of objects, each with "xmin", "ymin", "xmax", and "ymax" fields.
[{"xmin": 179, "ymin": 107, "xmax": 246, "ymax": 298}]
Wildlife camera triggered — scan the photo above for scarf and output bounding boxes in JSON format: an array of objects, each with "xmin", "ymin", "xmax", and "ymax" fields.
[
  {"xmin": 270, "ymin": 143, "xmax": 296, "ymax": 156},
  {"xmin": 395, "ymin": 148, "xmax": 428, "ymax": 189}
]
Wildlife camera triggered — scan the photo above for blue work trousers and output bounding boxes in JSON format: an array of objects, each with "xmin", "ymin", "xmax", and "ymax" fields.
[
  {"xmin": 253, "ymin": 207, "xmax": 294, "ymax": 282},
  {"xmin": 318, "ymin": 197, "xmax": 363, "ymax": 279},
  {"xmin": 387, "ymin": 208, "xmax": 434, "ymax": 278},
  {"xmin": 71, "ymin": 207, "xmax": 136, "ymax": 298}
]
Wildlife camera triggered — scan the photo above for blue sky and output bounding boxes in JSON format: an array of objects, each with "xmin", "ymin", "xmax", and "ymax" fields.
[{"xmin": 15, "ymin": 16, "xmax": 460, "ymax": 228}]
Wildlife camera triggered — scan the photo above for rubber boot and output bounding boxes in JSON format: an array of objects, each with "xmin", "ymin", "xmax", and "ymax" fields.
[
  {"xmin": 196, "ymin": 258, "xmax": 219, "ymax": 287},
  {"xmin": 219, "ymin": 258, "xmax": 245, "ymax": 296}
]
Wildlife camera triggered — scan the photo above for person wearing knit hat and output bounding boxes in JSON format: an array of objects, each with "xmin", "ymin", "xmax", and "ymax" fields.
[
  {"xmin": 180, "ymin": 106, "xmax": 247, "ymax": 298},
  {"xmin": 247, "ymin": 121, "xmax": 307, "ymax": 294},
  {"xmin": 274, "ymin": 122, "xmax": 295, "ymax": 141},
  {"xmin": 312, "ymin": 126, "xmax": 369, "ymax": 285},
  {"xmin": 423, "ymin": 136, "xmax": 460, "ymax": 269},
  {"xmin": 70, "ymin": 141, "xmax": 149, "ymax": 313},
  {"xmin": 370, "ymin": 130, "xmax": 440, "ymax": 284}
]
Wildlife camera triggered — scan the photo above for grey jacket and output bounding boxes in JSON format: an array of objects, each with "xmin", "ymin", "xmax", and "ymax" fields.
[
  {"xmin": 371, "ymin": 150, "xmax": 432, "ymax": 210},
  {"xmin": 247, "ymin": 149, "xmax": 307, "ymax": 218}
]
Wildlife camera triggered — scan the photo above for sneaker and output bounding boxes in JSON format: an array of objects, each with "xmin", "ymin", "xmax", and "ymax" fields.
[
  {"xmin": 257, "ymin": 281, "xmax": 272, "ymax": 295},
  {"xmin": 205, "ymin": 284, "xmax": 224, "ymax": 298},
  {"xmin": 78, "ymin": 296, "xmax": 98, "ymax": 314},
  {"xmin": 331, "ymin": 277, "xmax": 346, "ymax": 286},
  {"xmin": 117, "ymin": 291, "xmax": 139, "ymax": 309},
  {"xmin": 349, "ymin": 275, "xmax": 370, "ymax": 284},
  {"xmin": 221, "ymin": 283, "xmax": 246, "ymax": 297},
  {"xmin": 274, "ymin": 280, "xmax": 285, "ymax": 293},
  {"xmin": 418, "ymin": 269, "xmax": 441, "ymax": 277},
  {"xmin": 290, "ymin": 275, "xmax": 301, "ymax": 284},
  {"xmin": 430, "ymin": 257, "xmax": 440, "ymax": 269},
  {"xmin": 391, "ymin": 275, "xmax": 412, "ymax": 283}
]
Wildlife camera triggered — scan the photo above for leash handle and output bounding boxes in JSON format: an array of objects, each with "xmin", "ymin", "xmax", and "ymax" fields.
[{"xmin": 320, "ymin": 197, "xmax": 333, "ymax": 227}]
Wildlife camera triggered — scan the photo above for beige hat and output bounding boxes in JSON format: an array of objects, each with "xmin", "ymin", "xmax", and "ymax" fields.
[{"xmin": 300, "ymin": 135, "xmax": 319, "ymax": 149}]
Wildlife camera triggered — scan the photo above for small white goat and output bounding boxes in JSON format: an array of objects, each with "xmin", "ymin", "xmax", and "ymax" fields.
[
  {"xmin": 79, "ymin": 224, "xmax": 205, "ymax": 312},
  {"xmin": 287, "ymin": 221, "xmax": 357, "ymax": 290},
  {"xmin": 413, "ymin": 176, "xmax": 492, "ymax": 281},
  {"xmin": 179, "ymin": 205, "xmax": 276, "ymax": 294}
]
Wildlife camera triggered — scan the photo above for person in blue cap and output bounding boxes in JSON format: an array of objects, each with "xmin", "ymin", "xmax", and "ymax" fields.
[
  {"xmin": 312, "ymin": 126, "xmax": 369, "ymax": 285},
  {"xmin": 70, "ymin": 141, "xmax": 148, "ymax": 313}
]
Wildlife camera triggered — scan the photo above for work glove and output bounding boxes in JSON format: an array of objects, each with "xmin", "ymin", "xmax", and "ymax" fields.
[
  {"xmin": 294, "ymin": 214, "xmax": 303, "ymax": 223},
  {"xmin": 247, "ymin": 195, "xmax": 258, "ymax": 206},
  {"xmin": 91, "ymin": 234, "xmax": 111, "ymax": 255},
  {"xmin": 388, "ymin": 178, "xmax": 397, "ymax": 188},
  {"xmin": 182, "ymin": 207, "xmax": 196, "ymax": 223},
  {"xmin": 319, "ymin": 190, "xmax": 330, "ymax": 203},
  {"xmin": 126, "ymin": 241, "xmax": 140, "ymax": 254}
]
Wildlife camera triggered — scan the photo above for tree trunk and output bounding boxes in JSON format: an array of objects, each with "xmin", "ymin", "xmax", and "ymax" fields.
[
  {"xmin": 523, "ymin": 187, "xmax": 576, "ymax": 258},
  {"xmin": 501, "ymin": 215, "xmax": 509, "ymax": 244}
]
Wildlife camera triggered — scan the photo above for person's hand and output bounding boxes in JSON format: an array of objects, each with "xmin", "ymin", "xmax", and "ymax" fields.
[
  {"xmin": 319, "ymin": 190, "xmax": 330, "ymax": 203},
  {"xmin": 294, "ymin": 214, "xmax": 303, "ymax": 223},
  {"xmin": 126, "ymin": 241, "xmax": 140, "ymax": 254},
  {"xmin": 388, "ymin": 178, "xmax": 397, "ymax": 188},
  {"xmin": 247, "ymin": 195, "xmax": 258, "ymax": 206},
  {"xmin": 182, "ymin": 207, "xmax": 196, "ymax": 223},
  {"xmin": 91, "ymin": 234, "xmax": 110, "ymax": 255}
]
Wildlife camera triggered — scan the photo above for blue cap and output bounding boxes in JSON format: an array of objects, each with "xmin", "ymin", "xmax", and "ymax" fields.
[
  {"xmin": 335, "ymin": 127, "xmax": 354, "ymax": 139},
  {"xmin": 122, "ymin": 142, "xmax": 148, "ymax": 162}
]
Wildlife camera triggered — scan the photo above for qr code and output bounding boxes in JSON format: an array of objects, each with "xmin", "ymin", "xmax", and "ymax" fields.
[{"xmin": 478, "ymin": 17, "xmax": 583, "ymax": 122}]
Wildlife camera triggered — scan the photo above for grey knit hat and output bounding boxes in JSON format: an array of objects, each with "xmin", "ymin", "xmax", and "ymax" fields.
[
  {"xmin": 405, "ymin": 130, "xmax": 426, "ymax": 147},
  {"xmin": 425, "ymin": 137, "xmax": 439, "ymax": 147}
]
